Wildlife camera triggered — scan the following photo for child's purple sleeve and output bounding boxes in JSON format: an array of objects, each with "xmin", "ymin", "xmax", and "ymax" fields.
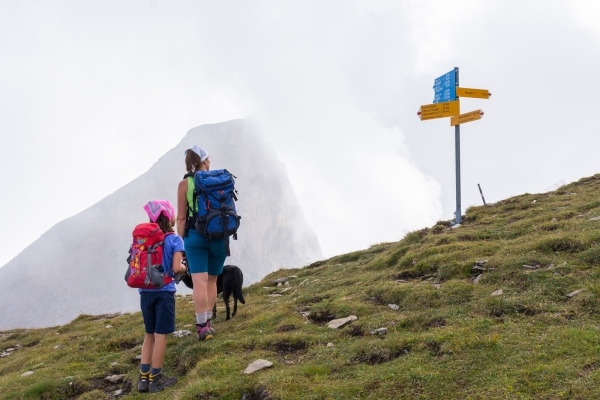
[{"xmin": 173, "ymin": 235, "xmax": 185, "ymax": 253}]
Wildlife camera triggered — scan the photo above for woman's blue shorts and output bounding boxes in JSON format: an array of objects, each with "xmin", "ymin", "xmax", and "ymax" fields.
[{"xmin": 184, "ymin": 229, "xmax": 226, "ymax": 276}]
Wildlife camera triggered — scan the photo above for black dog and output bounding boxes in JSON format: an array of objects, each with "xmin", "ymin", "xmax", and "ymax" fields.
[
  {"xmin": 181, "ymin": 263, "xmax": 245, "ymax": 320},
  {"xmin": 215, "ymin": 265, "xmax": 246, "ymax": 320}
]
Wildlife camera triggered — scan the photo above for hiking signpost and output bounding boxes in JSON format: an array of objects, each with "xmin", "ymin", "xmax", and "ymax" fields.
[{"xmin": 417, "ymin": 67, "xmax": 491, "ymax": 225}]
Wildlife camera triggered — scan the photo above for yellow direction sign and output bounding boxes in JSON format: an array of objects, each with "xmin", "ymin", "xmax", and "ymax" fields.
[
  {"xmin": 456, "ymin": 87, "xmax": 491, "ymax": 99},
  {"xmin": 450, "ymin": 110, "xmax": 484, "ymax": 126},
  {"xmin": 417, "ymin": 100, "xmax": 460, "ymax": 121}
]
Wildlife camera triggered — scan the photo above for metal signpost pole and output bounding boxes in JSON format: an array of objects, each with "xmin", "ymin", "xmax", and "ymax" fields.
[
  {"xmin": 418, "ymin": 68, "xmax": 489, "ymax": 224},
  {"xmin": 454, "ymin": 67, "xmax": 461, "ymax": 225}
]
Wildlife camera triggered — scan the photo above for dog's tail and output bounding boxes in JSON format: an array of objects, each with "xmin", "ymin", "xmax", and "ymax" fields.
[
  {"xmin": 235, "ymin": 268, "xmax": 246, "ymax": 304},
  {"xmin": 236, "ymin": 284, "xmax": 246, "ymax": 304}
]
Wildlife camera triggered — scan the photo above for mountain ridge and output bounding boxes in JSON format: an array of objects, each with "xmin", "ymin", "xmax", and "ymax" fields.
[{"xmin": 0, "ymin": 119, "xmax": 322, "ymax": 330}]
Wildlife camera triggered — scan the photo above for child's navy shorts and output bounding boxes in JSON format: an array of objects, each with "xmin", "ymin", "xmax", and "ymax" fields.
[{"xmin": 140, "ymin": 291, "xmax": 176, "ymax": 334}]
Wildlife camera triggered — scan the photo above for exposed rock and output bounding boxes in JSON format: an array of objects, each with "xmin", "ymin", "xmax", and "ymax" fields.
[
  {"xmin": 299, "ymin": 279, "xmax": 309, "ymax": 286},
  {"xmin": 105, "ymin": 374, "xmax": 126, "ymax": 384},
  {"xmin": 54, "ymin": 344, "xmax": 65, "ymax": 349},
  {"xmin": 244, "ymin": 359, "xmax": 273, "ymax": 374},
  {"xmin": 111, "ymin": 362, "xmax": 119, "ymax": 366},
  {"xmin": 21, "ymin": 371, "xmax": 34, "ymax": 377},
  {"xmin": 491, "ymin": 289, "xmax": 503, "ymax": 296},
  {"xmin": 277, "ymin": 282, "xmax": 283, "ymax": 287},
  {"xmin": 395, "ymin": 279, "xmax": 409, "ymax": 283},
  {"xmin": 267, "ymin": 294, "xmax": 282, "ymax": 297},
  {"xmin": 173, "ymin": 330, "xmax": 191, "ymax": 338},
  {"xmin": 288, "ymin": 275, "xmax": 298, "ymax": 279},
  {"xmin": 522, "ymin": 264, "xmax": 541, "ymax": 270},
  {"xmin": 590, "ymin": 217, "xmax": 600, "ymax": 221},
  {"xmin": 475, "ymin": 260, "xmax": 488, "ymax": 266},
  {"xmin": 299, "ymin": 311, "xmax": 310, "ymax": 318},
  {"xmin": 388, "ymin": 304, "xmax": 400, "ymax": 311},
  {"xmin": 370, "ymin": 327, "xmax": 388, "ymax": 335},
  {"xmin": 567, "ymin": 289, "xmax": 584, "ymax": 298},
  {"xmin": 105, "ymin": 325, "xmax": 113, "ymax": 329},
  {"xmin": 327, "ymin": 315, "xmax": 357, "ymax": 329},
  {"xmin": 183, "ymin": 324, "xmax": 193, "ymax": 328},
  {"xmin": 0, "ymin": 352, "xmax": 10, "ymax": 358},
  {"xmin": 273, "ymin": 278, "xmax": 288, "ymax": 284},
  {"xmin": 473, "ymin": 274, "xmax": 482, "ymax": 284},
  {"xmin": 280, "ymin": 288, "xmax": 291, "ymax": 293},
  {"xmin": 327, "ymin": 342, "xmax": 334, "ymax": 347},
  {"xmin": 114, "ymin": 389, "xmax": 123, "ymax": 396},
  {"xmin": 473, "ymin": 266, "xmax": 486, "ymax": 273},
  {"xmin": 532, "ymin": 200, "xmax": 537, "ymax": 204},
  {"xmin": 433, "ymin": 283, "xmax": 441, "ymax": 289},
  {"xmin": 451, "ymin": 224, "xmax": 461, "ymax": 229}
]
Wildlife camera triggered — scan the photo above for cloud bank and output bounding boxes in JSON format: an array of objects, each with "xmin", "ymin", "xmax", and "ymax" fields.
[{"xmin": 2, "ymin": 1, "xmax": 600, "ymax": 265}]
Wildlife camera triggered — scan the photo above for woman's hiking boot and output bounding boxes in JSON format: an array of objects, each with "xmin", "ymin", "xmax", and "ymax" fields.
[
  {"xmin": 149, "ymin": 372, "xmax": 177, "ymax": 393},
  {"xmin": 137, "ymin": 371, "xmax": 150, "ymax": 392},
  {"xmin": 207, "ymin": 319, "xmax": 216, "ymax": 335},
  {"xmin": 195, "ymin": 323, "xmax": 213, "ymax": 341}
]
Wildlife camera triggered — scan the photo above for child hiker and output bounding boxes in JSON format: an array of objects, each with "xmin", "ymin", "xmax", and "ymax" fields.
[{"xmin": 137, "ymin": 200, "xmax": 185, "ymax": 393}]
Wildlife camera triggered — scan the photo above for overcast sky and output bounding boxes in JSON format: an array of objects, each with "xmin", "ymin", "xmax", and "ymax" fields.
[{"xmin": 2, "ymin": 1, "xmax": 600, "ymax": 267}]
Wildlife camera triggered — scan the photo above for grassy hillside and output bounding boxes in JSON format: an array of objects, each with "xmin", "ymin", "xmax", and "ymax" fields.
[{"xmin": 3, "ymin": 174, "xmax": 600, "ymax": 399}]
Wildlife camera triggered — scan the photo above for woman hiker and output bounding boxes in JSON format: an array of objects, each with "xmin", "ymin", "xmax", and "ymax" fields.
[{"xmin": 176, "ymin": 146, "xmax": 227, "ymax": 341}]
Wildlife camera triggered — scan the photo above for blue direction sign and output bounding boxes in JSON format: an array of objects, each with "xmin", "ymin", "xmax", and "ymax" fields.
[{"xmin": 433, "ymin": 70, "xmax": 456, "ymax": 103}]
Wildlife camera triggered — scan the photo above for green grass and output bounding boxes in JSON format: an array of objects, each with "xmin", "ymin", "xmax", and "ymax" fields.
[{"xmin": 4, "ymin": 174, "xmax": 600, "ymax": 398}]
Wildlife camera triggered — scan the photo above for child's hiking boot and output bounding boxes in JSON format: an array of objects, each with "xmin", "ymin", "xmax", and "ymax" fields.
[
  {"xmin": 207, "ymin": 319, "xmax": 216, "ymax": 335},
  {"xmin": 196, "ymin": 323, "xmax": 213, "ymax": 341},
  {"xmin": 137, "ymin": 371, "xmax": 150, "ymax": 392},
  {"xmin": 149, "ymin": 372, "xmax": 177, "ymax": 393}
]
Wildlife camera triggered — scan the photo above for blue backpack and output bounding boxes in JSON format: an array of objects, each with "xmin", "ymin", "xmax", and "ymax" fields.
[{"xmin": 193, "ymin": 169, "xmax": 241, "ymax": 255}]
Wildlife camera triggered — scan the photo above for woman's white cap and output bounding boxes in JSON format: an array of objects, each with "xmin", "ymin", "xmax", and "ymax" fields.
[{"xmin": 184, "ymin": 146, "xmax": 208, "ymax": 162}]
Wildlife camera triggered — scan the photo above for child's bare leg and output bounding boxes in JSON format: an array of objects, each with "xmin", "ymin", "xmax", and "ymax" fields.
[
  {"xmin": 151, "ymin": 334, "xmax": 167, "ymax": 369},
  {"xmin": 141, "ymin": 333, "xmax": 155, "ymax": 365}
]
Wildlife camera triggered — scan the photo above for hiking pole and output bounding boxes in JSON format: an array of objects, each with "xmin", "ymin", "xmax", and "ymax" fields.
[{"xmin": 478, "ymin": 183, "xmax": 487, "ymax": 206}]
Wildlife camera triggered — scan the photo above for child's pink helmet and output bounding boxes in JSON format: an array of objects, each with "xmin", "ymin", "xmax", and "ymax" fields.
[{"xmin": 143, "ymin": 200, "xmax": 175, "ymax": 222}]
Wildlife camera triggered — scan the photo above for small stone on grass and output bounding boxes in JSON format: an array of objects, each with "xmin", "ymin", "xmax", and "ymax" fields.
[
  {"xmin": 244, "ymin": 359, "xmax": 273, "ymax": 374},
  {"xmin": 370, "ymin": 327, "xmax": 388, "ymax": 335},
  {"xmin": 327, "ymin": 315, "xmax": 357, "ymax": 329}
]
